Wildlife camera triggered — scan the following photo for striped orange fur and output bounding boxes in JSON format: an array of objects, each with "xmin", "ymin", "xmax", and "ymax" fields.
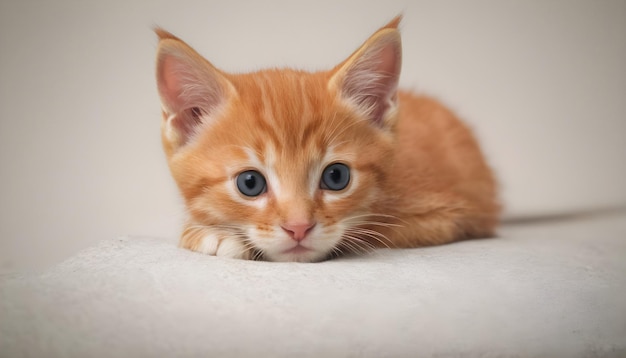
[{"xmin": 155, "ymin": 17, "xmax": 500, "ymax": 262}]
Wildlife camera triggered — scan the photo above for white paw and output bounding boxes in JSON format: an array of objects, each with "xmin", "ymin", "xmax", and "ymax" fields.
[{"xmin": 196, "ymin": 231, "xmax": 251, "ymax": 260}]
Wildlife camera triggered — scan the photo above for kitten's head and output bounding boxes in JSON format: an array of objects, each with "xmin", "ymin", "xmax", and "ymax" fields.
[{"xmin": 156, "ymin": 17, "xmax": 402, "ymax": 262}]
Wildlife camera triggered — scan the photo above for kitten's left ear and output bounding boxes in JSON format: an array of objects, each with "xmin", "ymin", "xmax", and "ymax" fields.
[{"xmin": 329, "ymin": 16, "xmax": 402, "ymax": 130}]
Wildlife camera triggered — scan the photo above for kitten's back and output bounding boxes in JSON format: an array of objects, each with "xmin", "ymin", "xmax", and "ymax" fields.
[{"xmin": 381, "ymin": 92, "xmax": 500, "ymax": 247}]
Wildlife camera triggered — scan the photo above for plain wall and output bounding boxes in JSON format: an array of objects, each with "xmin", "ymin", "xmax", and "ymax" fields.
[{"xmin": 1, "ymin": 0, "xmax": 625, "ymax": 272}]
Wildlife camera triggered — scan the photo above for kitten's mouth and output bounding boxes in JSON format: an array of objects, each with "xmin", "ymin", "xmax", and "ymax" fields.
[{"xmin": 282, "ymin": 244, "xmax": 312, "ymax": 255}]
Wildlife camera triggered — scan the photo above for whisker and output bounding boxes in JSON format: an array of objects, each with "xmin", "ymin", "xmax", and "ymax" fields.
[
  {"xmin": 340, "ymin": 235, "xmax": 375, "ymax": 255},
  {"xmin": 323, "ymin": 111, "xmax": 343, "ymax": 145},
  {"xmin": 252, "ymin": 249, "xmax": 264, "ymax": 261},
  {"xmin": 329, "ymin": 245, "xmax": 344, "ymax": 259},
  {"xmin": 346, "ymin": 227, "xmax": 392, "ymax": 249},
  {"xmin": 347, "ymin": 235, "xmax": 378, "ymax": 251},
  {"xmin": 337, "ymin": 241, "xmax": 361, "ymax": 256}
]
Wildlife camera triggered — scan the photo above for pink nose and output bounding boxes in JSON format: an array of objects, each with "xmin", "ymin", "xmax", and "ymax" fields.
[{"xmin": 281, "ymin": 221, "xmax": 316, "ymax": 241}]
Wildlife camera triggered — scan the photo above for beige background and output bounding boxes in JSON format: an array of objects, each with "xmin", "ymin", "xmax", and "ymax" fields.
[{"xmin": 1, "ymin": 0, "xmax": 625, "ymax": 271}]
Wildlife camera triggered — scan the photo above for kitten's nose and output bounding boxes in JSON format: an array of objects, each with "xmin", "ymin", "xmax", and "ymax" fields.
[{"xmin": 281, "ymin": 221, "xmax": 316, "ymax": 242}]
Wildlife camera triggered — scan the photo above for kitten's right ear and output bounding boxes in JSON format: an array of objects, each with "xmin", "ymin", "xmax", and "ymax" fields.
[{"xmin": 155, "ymin": 29, "xmax": 235, "ymax": 149}]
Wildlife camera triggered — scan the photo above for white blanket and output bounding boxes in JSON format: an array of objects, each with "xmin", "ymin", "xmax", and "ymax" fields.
[{"xmin": 2, "ymin": 213, "xmax": 625, "ymax": 357}]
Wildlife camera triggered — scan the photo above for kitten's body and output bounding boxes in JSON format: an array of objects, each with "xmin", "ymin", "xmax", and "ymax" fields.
[{"xmin": 155, "ymin": 18, "xmax": 499, "ymax": 262}]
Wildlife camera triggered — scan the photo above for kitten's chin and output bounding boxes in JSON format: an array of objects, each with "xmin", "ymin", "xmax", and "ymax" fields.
[{"xmin": 264, "ymin": 247, "xmax": 329, "ymax": 263}]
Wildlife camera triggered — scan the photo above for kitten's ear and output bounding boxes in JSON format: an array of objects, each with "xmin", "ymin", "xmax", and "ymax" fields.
[
  {"xmin": 155, "ymin": 29, "xmax": 235, "ymax": 148},
  {"xmin": 329, "ymin": 16, "xmax": 402, "ymax": 129}
]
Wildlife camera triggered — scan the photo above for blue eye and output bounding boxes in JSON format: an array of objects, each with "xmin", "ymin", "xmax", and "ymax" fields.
[
  {"xmin": 321, "ymin": 163, "xmax": 350, "ymax": 191},
  {"xmin": 236, "ymin": 170, "xmax": 267, "ymax": 197}
]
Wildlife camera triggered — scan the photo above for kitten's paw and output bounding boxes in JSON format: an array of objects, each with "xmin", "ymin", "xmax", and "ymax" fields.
[
  {"xmin": 182, "ymin": 230, "xmax": 251, "ymax": 260},
  {"xmin": 214, "ymin": 235, "xmax": 252, "ymax": 260}
]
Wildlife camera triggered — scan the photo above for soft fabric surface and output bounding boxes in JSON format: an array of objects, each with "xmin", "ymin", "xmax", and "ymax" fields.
[{"xmin": 2, "ymin": 213, "xmax": 625, "ymax": 358}]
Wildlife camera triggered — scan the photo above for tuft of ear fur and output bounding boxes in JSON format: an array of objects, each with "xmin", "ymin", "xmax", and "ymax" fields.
[
  {"xmin": 155, "ymin": 29, "xmax": 235, "ymax": 149},
  {"xmin": 329, "ymin": 16, "xmax": 402, "ymax": 129}
]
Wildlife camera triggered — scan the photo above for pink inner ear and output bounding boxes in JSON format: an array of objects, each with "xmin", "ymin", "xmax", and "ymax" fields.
[
  {"xmin": 341, "ymin": 37, "xmax": 401, "ymax": 127},
  {"xmin": 157, "ymin": 55, "xmax": 186, "ymax": 113},
  {"xmin": 157, "ymin": 54, "xmax": 203, "ymax": 143},
  {"xmin": 156, "ymin": 47, "xmax": 229, "ymax": 145},
  {"xmin": 369, "ymin": 42, "xmax": 400, "ymax": 124},
  {"xmin": 378, "ymin": 42, "xmax": 400, "ymax": 79}
]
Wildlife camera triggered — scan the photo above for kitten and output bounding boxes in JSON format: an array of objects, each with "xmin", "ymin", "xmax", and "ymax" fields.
[{"xmin": 155, "ymin": 16, "xmax": 500, "ymax": 262}]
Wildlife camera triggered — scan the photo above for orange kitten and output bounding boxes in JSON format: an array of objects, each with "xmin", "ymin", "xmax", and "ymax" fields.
[{"xmin": 155, "ymin": 17, "xmax": 500, "ymax": 262}]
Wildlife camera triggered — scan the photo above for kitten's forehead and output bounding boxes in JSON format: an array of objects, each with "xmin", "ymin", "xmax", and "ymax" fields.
[
  {"xmin": 234, "ymin": 69, "xmax": 329, "ymax": 121},
  {"xmin": 227, "ymin": 70, "xmax": 341, "ymax": 153}
]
